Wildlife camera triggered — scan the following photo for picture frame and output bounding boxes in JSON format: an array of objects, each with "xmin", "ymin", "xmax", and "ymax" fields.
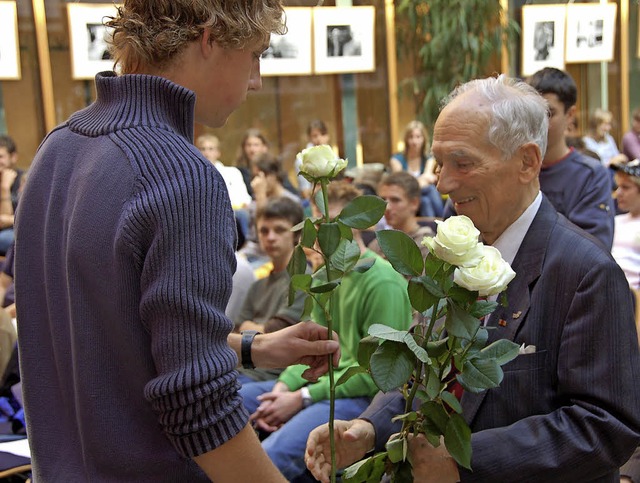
[
  {"xmin": 520, "ymin": 4, "xmax": 566, "ymax": 77},
  {"xmin": 67, "ymin": 3, "xmax": 120, "ymax": 80},
  {"xmin": 565, "ymin": 3, "xmax": 617, "ymax": 63},
  {"xmin": 0, "ymin": 1, "xmax": 21, "ymax": 80},
  {"xmin": 313, "ymin": 6, "xmax": 376, "ymax": 75},
  {"xmin": 261, "ymin": 7, "xmax": 313, "ymax": 77}
]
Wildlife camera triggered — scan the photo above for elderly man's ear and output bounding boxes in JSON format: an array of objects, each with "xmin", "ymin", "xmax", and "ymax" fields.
[{"xmin": 518, "ymin": 142, "xmax": 543, "ymax": 184}]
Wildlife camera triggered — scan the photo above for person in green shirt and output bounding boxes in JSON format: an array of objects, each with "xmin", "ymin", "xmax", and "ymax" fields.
[{"xmin": 239, "ymin": 181, "xmax": 412, "ymax": 481}]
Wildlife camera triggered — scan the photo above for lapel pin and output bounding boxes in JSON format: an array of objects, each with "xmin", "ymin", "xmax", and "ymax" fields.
[
  {"xmin": 512, "ymin": 311, "xmax": 522, "ymax": 319},
  {"xmin": 499, "ymin": 319, "xmax": 507, "ymax": 327}
]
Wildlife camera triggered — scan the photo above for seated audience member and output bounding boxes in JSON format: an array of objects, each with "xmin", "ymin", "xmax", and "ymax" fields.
[
  {"xmin": 196, "ymin": 133, "xmax": 252, "ymax": 210},
  {"xmin": 236, "ymin": 128, "xmax": 270, "ymax": 197},
  {"xmin": 196, "ymin": 133, "xmax": 252, "ymax": 238},
  {"xmin": 251, "ymin": 154, "xmax": 300, "ymax": 210},
  {"xmin": 240, "ymin": 181, "xmax": 412, "ymax": 482},
  {"xmin": 583, "ymin": 108, "xmax": 628, "ymax": 167},
  {"xmin": 306, "ymin": 74, "xmax": 640, "ymax": 483},
  {"xmin": 527, "ymin": 68, "xmax": 615, "ymax": 249},
  {"xmin": 0, "ymin": 136, "xmax": 24, "ymax": 256},
  {"xmin": 611, "ymin": 160, "xmax": 640, "ymax": 289},
  {"xmin": 622, "ymin": 107, "xmax": 640, "ymax": 162},
  {"xmin": 367, "ymin": 171, "xmax": 433, "ymax": 259},
  {"xmin": 235, "ymin": 197, "xmax": 307, "ymax": 382},
  {"xmin": 389, "ymin": 121, "xmax": 443, "ymax": 217}
]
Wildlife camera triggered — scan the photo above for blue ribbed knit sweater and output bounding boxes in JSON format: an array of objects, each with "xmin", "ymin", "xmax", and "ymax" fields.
[{"xmin": 15, "ymin": 72, "xmax": 247, "ymax": 481}]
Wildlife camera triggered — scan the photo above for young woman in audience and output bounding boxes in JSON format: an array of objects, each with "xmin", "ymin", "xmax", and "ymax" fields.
[
  {"xmin": 611, "ymin": 160, "xmax": 640, "ymax": 289},
  {"xmin": 389, "ymin": 120, "xmax": 443, "ymax": 217}
]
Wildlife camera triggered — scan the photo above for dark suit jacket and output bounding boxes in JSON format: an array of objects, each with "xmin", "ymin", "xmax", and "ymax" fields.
[{"xmin": 361, "ymin": 196, "xmax": 640, "ymax": 482}]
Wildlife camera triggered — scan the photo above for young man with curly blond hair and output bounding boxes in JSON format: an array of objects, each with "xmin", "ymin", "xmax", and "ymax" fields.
[{"xmin": 14, "ymin": 2, "xmax": 341, "ymax": 481}]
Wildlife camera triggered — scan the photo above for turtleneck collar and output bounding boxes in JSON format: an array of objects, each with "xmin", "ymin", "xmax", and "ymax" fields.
[{"xmin": 68, "ymin": 71, "xmax": 196, "ymax": 142}]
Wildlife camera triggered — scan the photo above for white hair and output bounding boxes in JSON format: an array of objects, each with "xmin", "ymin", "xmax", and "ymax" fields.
[{"xmin": 442, "ymin": 75, "xmax": 549, "ymax": 159}]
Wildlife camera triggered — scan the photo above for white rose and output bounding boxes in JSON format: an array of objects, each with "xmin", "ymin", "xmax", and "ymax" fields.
[
  {"xmin": 453, "ymin": 245, "xmax": 516, "ymax": 296},
  {"xmin": 298, "ymin": 145, "xmax": 348, "ymax": 180},
  {"xmin": 421, "ymin": 215, "xmax": 483, "ymax": 267}
]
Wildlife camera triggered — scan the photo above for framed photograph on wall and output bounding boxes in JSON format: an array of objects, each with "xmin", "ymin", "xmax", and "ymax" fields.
[
  {"xmin": 0, "ymin": 1, "xmax": 21, "ymax": 80},
  {"xmin": 565, "ymin": 3, "xmax": 617, "ymax": 63},
  {"xmin": 261, "ymin": 7, "xmax": 313, "ymax": 76},
  {"xmin": 521, "ymin": 4, "xmax": 566, "ymax": 76},
  {"xmin": 313, "ymin": 6, "xmax": 375, "ymax": 75},
  {"xmin": 68, "ymin": 3, "xmax": 120, "ymax": 80}
]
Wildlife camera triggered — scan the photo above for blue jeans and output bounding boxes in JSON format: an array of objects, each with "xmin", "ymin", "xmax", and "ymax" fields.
[
  {"xmin": 240, "ymin": 380, "xmax": 371, "ymax": 481},
  {"xmin": 0, "ymin": 229, "xmax": 14, "ymax": 256}
]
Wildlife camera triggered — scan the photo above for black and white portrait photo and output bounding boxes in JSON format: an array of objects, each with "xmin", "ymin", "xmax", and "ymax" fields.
[
  {"xmin": 533, "ymin": 21, "xmax": 554, "ymax": 61},
  {"xmin": 565, "ymin": 3, "xmax": 617, "ymax": 63},
  {"xmin": 86, "ymin": 23, "xmax": 112, "ymax": 61},
  {"xmin": 314, "ymin": 6, "xmax": 375, "ymax": 74},
  {"xmin": 0, "ymin": 1, "xmax": 21, "ymax": 80},
  {"xmin": 326, "ymin": 25, "xmax": 361, "ymax": 57},
  {"xmin": 521, "ymin": 5, "xmax": 566, "ymax": 76},
  {"xmin": 260, "ymin": 7, "xmax": 312, "ymax": 76}
]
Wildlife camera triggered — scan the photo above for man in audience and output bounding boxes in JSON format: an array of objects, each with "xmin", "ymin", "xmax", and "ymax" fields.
[
  {"xmin": 0, "ymin": 135, "xmax": 24, "ymax": 256},
  {"xmin": 241, "ymin": 181, "xmax": 413, "ymax": 482},
  {"xmin": 235, "ymin": 197, "xmax": 307, "ymax": 382},
  {"xmin": 14, "ymin": 1, "xmax": 340, "ymax": 481},
  {"xmin": 527, "ymin": 67, "xmax": 615, "ymax": 249},
  {"xmin": 367, "ymin": 171, "xmax": 433, "ymax": 258},
  {"xmin": 306, "ymin": 75, "xmax": 640, "ymax": 482}
]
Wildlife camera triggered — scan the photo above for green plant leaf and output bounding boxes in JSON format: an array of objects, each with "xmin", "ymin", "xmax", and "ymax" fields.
[
  {"xmin": 368, "ymin": 324, "xmax": 409, "ymax": 342},
  {"xmin": 441, "ymin": 391, "xmax": 463, "ymax": 414},
  {"xmin": 336, "ymin": 365, "xmax": 369, "ymax": 386},
  {"xmin": 339, "ymin": 195, "xmax": 386, "ymax": 229},
  {"xmin": 426, "ymin": 338, "xmax": 449, "ymax": 359},
  {"xmin": 457, "ymin": 357, "xmax": 503, "ymax": 393},
  {"xmin": 376, "ymin": 230, "xmax": 424, "ymax": 276},
  {"xmin": 420, "ymin": 400, "xmax": 449, "ymax": 435},
  {"xmin": 481, "ymin": 339, "xmax": 520, "ymax": 365},
  {"xmin": 408, "ymin": 279, "xmax": 439, "ymax": 313},
  {"xmin": 301, "ymin": 294, "xmax": 314, "ymax": 321},
  {"xmin": 310, "ymin": 281, "xmax": 340, "ymax": 293},
  {"xmin": 314, "ymin": 189, "xmax": 326, "ymax": 217},
  {"xmin": 330, "ymin": 239, "xmax": 361, "ymax": 273},
  {"xmin": 287, "ymin": 244, "xmax": 307, "ymax": 278},
  {"xmin": 370, "ymin": 341, "xmax": 415, "ymax": 392},
  {"xmin": 300, "ymin": 218, "xmax": 317, "ymax": 248},
  {"xmin": 447, "ymin": 285, "xmax": 479, "ymax": 305},
  {"xmin": 342, "ymin": 452, "xmax": 387, "ymax": 483},
  {"xmin": 445, "ymin": 300, "xmax": 481, "ymax": 340},
  {"xmin": 423, "ymin": 366, "xmax": 442, "ymax": 399},
  {"xmin": 290, "ymin": 273, "xmax": 312, "ymax": 293},
  {"xmin": 391, "ymin": 411, "xmax": 417, "ymax": 423},
  {"xmin": 469, "ymin": 299, "xmax": 498, "ymax": 319},
  {"xmin": 403, "ymin": 332, "xmax": 430, "ymax": 363},
  {"xmin": 338, "ymin": 221, "xmax": 354, "ymax": 242},
  {"xmin": 353, "ymin": 257, "xmax": 376, "ymax": 273},
  {"xmin": 444, "ymin": 413, "xmax": 472, "ymax": 469},
  {"xmin": 386, "ymin": 436, "xmax": 407, "ymax": 463},
  {"xmin": 318, "ymin": 222, "xmax": 341, "ymax": 257},
  {"xmin": 357, "ymin": 335, "xmax": 379, "ymax": 369}
]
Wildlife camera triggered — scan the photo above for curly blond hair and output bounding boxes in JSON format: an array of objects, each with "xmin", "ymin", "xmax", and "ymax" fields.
[{"xmin": 106, "ymin": 0, "xmax": 285, "ymax": 74}]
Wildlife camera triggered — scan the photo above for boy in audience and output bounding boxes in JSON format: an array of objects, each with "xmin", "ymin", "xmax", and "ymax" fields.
[
  {"xmin": 368, "ymin": 171, "xmax": 433, "ymax": 258},
  {"xmin": 235, "ymin": 197, "xmax": 307, "ymax": 382}
]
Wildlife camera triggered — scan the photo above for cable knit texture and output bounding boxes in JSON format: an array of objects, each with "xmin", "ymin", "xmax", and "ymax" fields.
[{"xmin": 15, "ymin": 72, "xmax": 246, "ymax": 481}]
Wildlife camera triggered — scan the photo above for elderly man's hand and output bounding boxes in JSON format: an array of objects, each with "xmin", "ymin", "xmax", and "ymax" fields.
[
  {"xmin": 407, "ymin": 434, "xmax": 460, "ymax": 483},
  {"xmin": 305, "ymin": 419, "xmax": 375, "ymax": 483},
  {"xmin": 251, "ymin": 322, "xmax": 340, "ymax": 381}
]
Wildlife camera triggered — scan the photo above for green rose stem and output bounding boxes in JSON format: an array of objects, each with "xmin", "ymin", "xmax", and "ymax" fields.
[{"xmin": 318, "ymin": 178, "xmax": 338, "ymax": 483}]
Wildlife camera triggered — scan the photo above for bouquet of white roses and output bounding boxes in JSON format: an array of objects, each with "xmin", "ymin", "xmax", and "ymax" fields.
[{"xmin": 341, "ymin": 216, "xmax": 519, "ymax": 482}]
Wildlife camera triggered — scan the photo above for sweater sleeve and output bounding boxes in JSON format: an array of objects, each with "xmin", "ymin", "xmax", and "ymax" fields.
[{"xmin": 123, "ymin": 147, "xmax": 247, "ymax": 459}]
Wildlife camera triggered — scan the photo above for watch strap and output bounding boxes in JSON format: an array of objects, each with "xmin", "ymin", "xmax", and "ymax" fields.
[{"xmin": 240, "ymin": 330, "xmax": 260, "ymax": 369}]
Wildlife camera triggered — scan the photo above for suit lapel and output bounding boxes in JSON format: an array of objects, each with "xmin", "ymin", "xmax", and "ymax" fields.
[{"xmin": 461, "ymin": 197, "xmax": 558, "ymax": 425}]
